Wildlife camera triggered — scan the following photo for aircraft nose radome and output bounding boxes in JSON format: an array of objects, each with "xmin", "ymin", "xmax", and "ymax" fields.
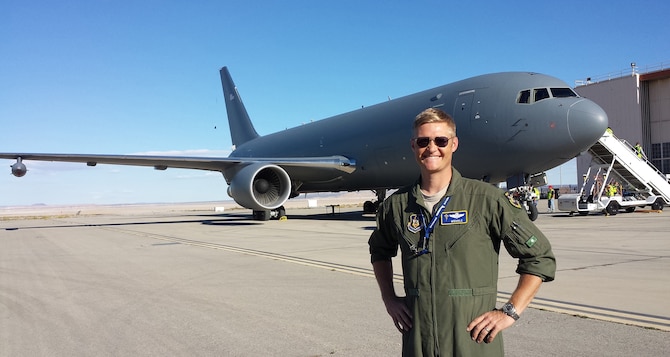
[{"xmin": 567, "ymin": 99, "xmax": 608, "ymax": 148}]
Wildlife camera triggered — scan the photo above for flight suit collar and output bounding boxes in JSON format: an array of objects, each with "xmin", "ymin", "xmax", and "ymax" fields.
[{"xmin": 413, "ymin": 168, "xmax": 463, "ymax": 202}]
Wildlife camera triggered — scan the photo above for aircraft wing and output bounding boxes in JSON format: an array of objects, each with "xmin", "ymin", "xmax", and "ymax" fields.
[{"xmin": 0, "ymin": 153, "xmax": 355, "ymax": 177}]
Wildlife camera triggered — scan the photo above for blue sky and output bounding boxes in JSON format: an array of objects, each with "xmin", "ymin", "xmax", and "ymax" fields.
[{"xmin": 2, "ymin": 1, "xmax": 669, "ymax": 206}]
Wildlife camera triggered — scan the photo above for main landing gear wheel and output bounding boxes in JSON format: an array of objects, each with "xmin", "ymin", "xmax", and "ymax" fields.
[
  {"xmin": 363, "ymin": 201, "xmax": 377, "ymax": 213},
  {"xmin": 277, "ymin": 206, "xmax": 286, "ymax": 218},
  {"xmin": 253, "ymin": 210, "xmax": 271, "ymax": 221},
  {"xmin": 252, "ymin": 206, "xmax": 287, "ymax": 221},
  {"xmin": 363, "ymin": 189, "xmax": 388, "ymax": 214}
]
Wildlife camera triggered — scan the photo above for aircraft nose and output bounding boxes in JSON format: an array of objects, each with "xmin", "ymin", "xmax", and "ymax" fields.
[{"xmin": 567, "ymin": 99, "xmax": 608, "ymax": 148}]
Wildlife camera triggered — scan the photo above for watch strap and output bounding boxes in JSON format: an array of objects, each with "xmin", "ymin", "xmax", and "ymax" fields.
[{"xmin": 501, "ymin": 302, "xmax": 520, "ymax": 321}]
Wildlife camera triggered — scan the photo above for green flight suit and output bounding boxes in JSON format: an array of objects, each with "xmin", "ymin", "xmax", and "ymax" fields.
[{"xmin": 369, "ymin": 169, "xmax": 556, "ymax": 356}]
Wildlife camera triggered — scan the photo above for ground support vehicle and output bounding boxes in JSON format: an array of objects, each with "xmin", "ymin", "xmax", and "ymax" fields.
[{"xmin": 558, "ymin": 131, "xmax": 670, "ymax": 216}]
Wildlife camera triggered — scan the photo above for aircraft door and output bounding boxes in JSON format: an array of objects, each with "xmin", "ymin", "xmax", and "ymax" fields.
[
  {"xmin": 451, "ymin": 89, "xmax": 495, "ymax": 177},
  {"xmin": 453, "ymin": 91, "xmax": 474, "ymax": 132}
]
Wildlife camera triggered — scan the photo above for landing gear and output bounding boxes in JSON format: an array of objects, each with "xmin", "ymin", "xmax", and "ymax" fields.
[
  {"xmin": 508, "ymin": 185, "xmax": 539, "ymax": 221},
  {"xmin": 527, "ymin": 201, "xmax": 539, "ymax": 221},
  {"xmin": 363, "ymin": 201, "xmax": 377, "ymax": 213},
  {"xmin": 252, "ymin": 206, "xmax": 287, "ymax": 221},
  {"xmin": 363, "ymin": 189, "xmax": 387, "ymax": 214},
  {"xmin": 252, "ymin": 210, "xmax": 271, "ymax": 221}
]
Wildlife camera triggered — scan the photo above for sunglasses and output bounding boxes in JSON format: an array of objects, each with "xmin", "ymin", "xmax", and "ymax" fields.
[{"xmin": 414, "ymin": 136, "xmax": 451, "ymax": 148}]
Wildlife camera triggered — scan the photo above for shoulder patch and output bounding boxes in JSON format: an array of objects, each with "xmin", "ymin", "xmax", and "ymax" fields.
[
  {"xmin": 504, "ymin": 191, "xmax": 523, "ymax": 209},
  {"xmin": 407, "ymin": 214, "xmax": 422, "ymax": 233}
]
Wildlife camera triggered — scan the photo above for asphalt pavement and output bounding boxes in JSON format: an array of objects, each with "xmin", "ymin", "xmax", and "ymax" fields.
[{"xmin": 1, "ymin": 202, "xmax": 668, "ymax": 356}]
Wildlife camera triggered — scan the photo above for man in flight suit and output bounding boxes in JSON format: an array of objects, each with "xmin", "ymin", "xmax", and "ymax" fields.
[{"xmin": 369, "ymin": 108, "xmax": 556, "ymax": 356}]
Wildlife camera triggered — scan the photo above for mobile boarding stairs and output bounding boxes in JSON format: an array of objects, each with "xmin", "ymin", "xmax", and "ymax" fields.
[{"xmin": 558, "ymin": 131, "xmax": 670, "ymax": 216}]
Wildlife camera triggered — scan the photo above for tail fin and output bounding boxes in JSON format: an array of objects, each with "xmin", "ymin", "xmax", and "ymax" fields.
[{"xmin": 220, "ymin": 67, "xmax": 260, "ymax": 148}]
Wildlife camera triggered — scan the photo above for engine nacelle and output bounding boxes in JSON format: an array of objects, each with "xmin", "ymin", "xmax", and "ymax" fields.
[
  {"xmin": 11, "ymin": 158, "xmax": 27, "ymax": 177},
  {"xmin": 227, "ymin": 163, "xmax": 291, "ymax": 211}
]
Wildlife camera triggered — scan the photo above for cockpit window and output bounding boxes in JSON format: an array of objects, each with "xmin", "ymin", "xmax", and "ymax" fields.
[
  {"xmin": 551, "ymin": 87, "xmax": 578, "ymax": 97},
  {"xmin": 534, "ymin": 88, "xmax": 550, "ymax": 102},
  {"xmin": 518, "ymin": 90, "xmax": 531, "ymax": 104},
  {"xmin": 517, "ymin": 87, "xmax": 579, "ymax": 104}
]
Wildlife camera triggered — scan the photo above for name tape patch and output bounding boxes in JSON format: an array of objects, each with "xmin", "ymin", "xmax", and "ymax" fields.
[{"xmin": 441, "ymin": 210, "xmax": 468, "ymax": 225}]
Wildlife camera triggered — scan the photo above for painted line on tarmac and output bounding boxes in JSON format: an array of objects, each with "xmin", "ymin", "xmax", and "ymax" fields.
[
  {"xmin": 106, "ymin": 225, "xmax": 670, "ymax": 332},
  {"xmin": 106, "ymin": 226, "xmax": 390, "ymax": 280},
  {"xmin": 498, "ymin": 291, "xmax": 670, "ymax": 331}
]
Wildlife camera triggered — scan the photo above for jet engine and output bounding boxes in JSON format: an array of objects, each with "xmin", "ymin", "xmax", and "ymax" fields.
[
  {"xmin": 227, "ymin": 163, "xmax": 291, "ymax": 211},
  {"xmin": 11, "ymin": 158, "xmax": 27, "ymax": 177}
]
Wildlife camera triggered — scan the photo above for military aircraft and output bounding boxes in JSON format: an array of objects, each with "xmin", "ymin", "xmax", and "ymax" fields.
[{"xmin": 1, "ymin": 67, "xmax": 608, "ymax": 220}]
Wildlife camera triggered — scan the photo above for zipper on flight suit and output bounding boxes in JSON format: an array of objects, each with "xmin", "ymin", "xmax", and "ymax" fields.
[
  {"xmin": 407, "ymin": 198, "xmax": 448, "ymax": 355},
  {"xmin": 402, "ymin": 205, "xmax": 442, "ymax": 355},
  {"xmin": 428, "ymin": 207, "xmax": 440, "ymax": 356},
  {"xmin": 421, "ymin": 199, "xmax": 449, "ymax": 356}
]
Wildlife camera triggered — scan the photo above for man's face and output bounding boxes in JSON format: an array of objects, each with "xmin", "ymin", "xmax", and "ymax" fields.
[{"xmin": 411, "ymin": 122, "xmax": 458, "ymax": 174}]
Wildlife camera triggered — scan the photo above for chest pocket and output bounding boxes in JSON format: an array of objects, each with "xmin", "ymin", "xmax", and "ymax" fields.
[
  {"xmin": 436, "ymin": 212, "xmax": 497, "ymax": 287},
  {"xmin": 439, "ymin": 212, "xmax": 483, "ymax": 250}
]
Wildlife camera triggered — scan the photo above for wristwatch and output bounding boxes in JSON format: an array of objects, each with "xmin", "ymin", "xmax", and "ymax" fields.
[{"xmin": 500, "ymin": 302, "xmax": 520, "ymax": 321}]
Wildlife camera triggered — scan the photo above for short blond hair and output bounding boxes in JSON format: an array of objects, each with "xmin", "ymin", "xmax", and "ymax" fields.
[{"xmin": 413, "ymin": 108, "xmax": 456, "ymax": 135}]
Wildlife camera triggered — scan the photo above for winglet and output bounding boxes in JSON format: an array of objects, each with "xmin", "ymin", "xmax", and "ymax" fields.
[{"xmin": 220, "ymin": 67, "xmax": 260, "ymax": 147}]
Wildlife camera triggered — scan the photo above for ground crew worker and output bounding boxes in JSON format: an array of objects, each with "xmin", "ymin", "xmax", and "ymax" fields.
[
  {"xmin": 547, "ymin": 185, "xmax": 554, "ymax": 212},
  {"xmin": 606, "ymin": 182, "xmax": 617, "ymax": 197},
  {"xmin": 369, "ymin": 108, "xmax": 556, "ymax": 356},
  {"xmin": 593, "ymin": 175, "xmax": 603, "ymax": 198},
  {"xmin": 634, "ymin": 142, "xmax": 644, "ymax": 159},
  {"xmin": 533, "ymin": 186, "xmax": 540, "ymax": 206}
]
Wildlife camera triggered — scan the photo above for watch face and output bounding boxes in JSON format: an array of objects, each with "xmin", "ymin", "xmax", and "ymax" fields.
[{"xmin": 502, "ymin": 303, "xmax": 519, "ymax": 320}]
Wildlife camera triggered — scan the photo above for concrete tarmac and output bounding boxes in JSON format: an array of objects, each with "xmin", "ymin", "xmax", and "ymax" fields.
[{"xmin": 1, "ymin": 202, "xmax": 669, "ymax": 356}]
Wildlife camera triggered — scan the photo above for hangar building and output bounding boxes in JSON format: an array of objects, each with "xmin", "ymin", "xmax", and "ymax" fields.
[{"xmin": 574, "ymin": 63, "xmax": 670, "ymax": 184}]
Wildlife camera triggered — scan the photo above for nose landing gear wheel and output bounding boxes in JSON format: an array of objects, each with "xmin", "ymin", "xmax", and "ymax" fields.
[{"xmin": 527, "ymin": 202, "xmax": 538, "ymax": 221}]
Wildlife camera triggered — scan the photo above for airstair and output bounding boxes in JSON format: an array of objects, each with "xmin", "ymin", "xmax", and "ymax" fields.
[{"xmin": 558, "ymin": 131, "xmax": 670, "ymax": 215}]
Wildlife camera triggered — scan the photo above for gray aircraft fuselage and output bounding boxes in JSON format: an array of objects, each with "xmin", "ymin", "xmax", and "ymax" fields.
[{"xmin": 227, "ymin": 72, "xmax": 607, "ymax": 193}]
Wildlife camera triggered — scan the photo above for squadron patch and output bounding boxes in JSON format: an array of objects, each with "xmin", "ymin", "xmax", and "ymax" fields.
[
  {"xmin": 440, "ymin": 210, "xmax": 468, "ymax": 225},
  {"xmin": 407, "ymin": 214, "xmax": 422, "ymax": 233},
  {"xmin": 504, "ymin": 191, "xmax": 523, "ymax": 209}
]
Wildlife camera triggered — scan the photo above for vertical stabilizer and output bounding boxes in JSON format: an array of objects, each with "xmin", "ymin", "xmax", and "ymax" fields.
[{"xmin": 220, "ymin": 67, "xmax": 259, "ymax": 147}]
